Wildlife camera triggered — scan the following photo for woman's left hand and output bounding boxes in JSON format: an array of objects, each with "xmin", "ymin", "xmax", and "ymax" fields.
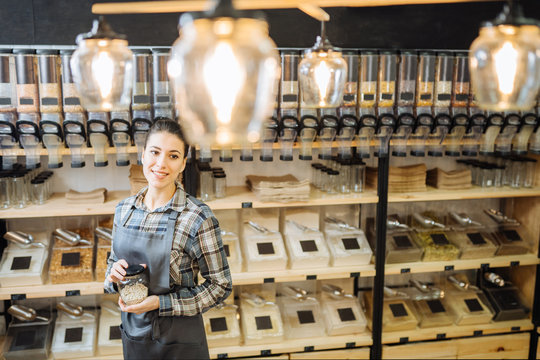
[{"xmin": 118, "ymin": 295, "xmax": 160, "ymax": 315}]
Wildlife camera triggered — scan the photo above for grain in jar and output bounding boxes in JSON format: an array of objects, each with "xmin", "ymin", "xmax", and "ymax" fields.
[
  {"xmin": 36, "ymin": 49, "xmax": 62, "ymax": 113},
  {"xmin": 342, "ymin": 50, "xmax": 358, "ymax": 107},
  {"xmin": 280, "ymin": 51, "xmax": 299, "ymax": 109},
  {"xmin": 13, "ymin": 49, "xmax": 39, "ymax": 113},
  {"xmin": 132, "ymin": 49, "xmax": 152, "ymax": 111},
  {"xmin": 49, "ymin": 228, "xmax": 94, "ymax": 284},
  {"xmin": 396, "ymin": 51, "xmax": 417, "ymax": 108},
  {"xmin": 415, "ymin": 51, "xmax": 435, "ymax": 107},
  {"xmin": 414, "ymin": 298, "xmax": 454, "ymax": 328},
  {"xmin": 377, "ymin": 51, "xmax": 397, "ymax": 108},
  {"xmin": 0, "ymin": 49, "xmax": 16, "ymax": 112},
  {"xmin": 60, "ymin": 50, "xmax": 83, "ymax": 112},
  {"xmin": 452, "ymin": 52, "xmax": 470, "ymax": 108},
  {"xmin": 434, "ymin": 52, "xmax": 453, "ymax": 108},
  {"xmin": 359, "ymin": 51, "xmax": 378, "ymax": 108}
]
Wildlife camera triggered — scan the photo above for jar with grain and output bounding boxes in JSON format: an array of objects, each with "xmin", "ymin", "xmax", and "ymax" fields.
[
  {"xmin": 37, "ymin": 49, "xmax": 62, "ymax": 113},
  {"xmin": 132, "ymin": 49, "xmax": 152, "ymax": 111},
  {"xmin": 359, "ymin": 51, "xmax": 378, "ymax": 110},
  {"xmin": 118, "ymin": 264, "xmax": 149, "ymax": 306},
  {"xmin": 377, "ymin": 51, "xmax": 397, "ymax": 109},
  {"xmin": 452, "ymin": 53, "xmax": 470, "ymax": 108},
  {"xmin": 415, "ymin": 51, "xmax": 435, "ymax": 109},
  {"xmin": 13, "ymin": 49, "xmax": 39, "ymax": 113},
  {"xmin": 0, "ymin": 49, "xmax": 16, "ymax": 113},
  {"xmin": 60, "ymin": 49, "xmax": 84, "ymax": 113}
]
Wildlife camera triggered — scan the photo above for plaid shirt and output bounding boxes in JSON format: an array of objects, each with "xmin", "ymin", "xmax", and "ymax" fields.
[{"xmin": 104, "ymin": 182, "xmax": 232, "ymax": 317}]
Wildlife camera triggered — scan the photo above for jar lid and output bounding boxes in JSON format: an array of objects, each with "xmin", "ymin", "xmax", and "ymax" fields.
[
  {"xmin": 125, "ymin": 264, "xmax": 145, "ymax": 277},
  {"xmin": 10, "ymin": 172, "xmax": 25, "ymax": 178},
  {"xmin": 30, "ymin": 179, "xmax": 45, "ymax": 184}
]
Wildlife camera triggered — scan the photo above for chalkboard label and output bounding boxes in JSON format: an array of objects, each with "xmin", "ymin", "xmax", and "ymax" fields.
[
  {"xmin": 0, "ymin": 97, "xmax": 11, "ymax": 105},
  {"xmin": 342, "ymin": 237, "xmax": 360, "ymax": 250},
  {"xmin": 61, "ymin": 252, "xmax": 81, "ymax": 266},
  {"xmin": 464, "ymin": 298, "xmax": 483, "ymax": 312},
  {"xmin": 503, "ymin": 230, "xmax": 521, "ymax": 242},
  {"xmin": 210, "ymin": 317, "xmax": 228, "ymax": 332},
  {"xmin": 427, "ymin": 299, "xmax": 446, "ymax": 313},
  {"xmin": 300, "ymin": 240, "xmax": 318, "ymax": 252},
  {"xmin": 282, "ymin": 94, "xmax": 298, "ymax": 103},
  {"xmin": 11, "ymin": 256, "xmax": 31, "ymax": 270},
  {"xmin": 437, "ymin": 94, "xmax": 451, "ymax": 101},
  {"xmin": 156, "ymin": 95, "xmax": 170, "ymax": 103},
  {"xmin": 64, "ymin": 327, "xmax": 83, "ymax": 343},
  {"xmin": 343, "ymin": 94, "xmax": 356, "ymax": 102},
  {"xmin": 64, "ymin": 97, "xmax": 80, "ymax": 105},
  {"xmin": 420, "ymin": 94, "xmax": 432, "ymax": 100},
  {"xmin": 133, "ymin": 95, "xmax": 150, "ymax": 104},
  {"xmin": 41, "ymin": 97, "xmax": 58, "ymax": 106},
  {"xmin": 381, "ymin": 93, "xmax": 393, "ymax": 100},
  {"xmin": 363, "ymin": 94, "xmax": 375, "ymax": 101},
  {"xmin": 400, "ymin": 92, "xmax": 414, "ymax": 101},
  {"xmin": 223, "ymin": 244, "xmax": 230, "ymax": 257},
  {"xmin": 109, "ymin": 326, "xmax": 122, "ymax": 340},
  {"xmin": 297, "ymin": 310, "xmax": 315, "ymax": 324},
  {"xmin": 255, "ymin": 316, "xmax": 273, "ymax": 330},
  {"xmin": 257, "ymin": 242, "xmax": 275, "ymax": 255},
  {"xmin": 467, "ymin": 233, "xmax": 486, "ymax": 245},
  {"xmin": 389, "ymin": 303, "xmax": 408, "ymax": 317},
  {"xmin": 20, "ymin": 98, "xmax": 34, "ymax": 105},
  {"xmin": 455, "ymin": 94, "xmax": 469, "ymax": 102},
  {"xmin": 393, "ymin": 235, "xmax": 412, "ymax": 249},
  {"xmin": 431, "ymin": 234, "xmax": 449, "ymax": 245},
  {"xmin": 337, "ymin": 308, "xmax": 356, "ymax": 322}
]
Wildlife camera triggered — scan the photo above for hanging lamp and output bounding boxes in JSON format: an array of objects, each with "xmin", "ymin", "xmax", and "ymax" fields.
[
  {"xmin": 298, "ymin": 21, "xmax": 347, "ymax": 108},
  {"xmin": 168, "ymin": 0, "xmax": 279, "ymax": 147},
  {"xmin": 70, "ymin": 16, "xmax": 133, "ymax": 112},
  {"xmin": 469, "ymin": 0, "xmax": 540, "ymax": 111}
]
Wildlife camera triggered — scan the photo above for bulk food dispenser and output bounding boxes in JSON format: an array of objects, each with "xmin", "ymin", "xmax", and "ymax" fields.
[
  {"xmin": 298, "ymin": 107, "xmax": 318, "ymax": 160},
  {"xmin": 61, "ymin": 50, "xmax": 87, "ymax": 168},
  {"xmin": 480, "ymin": 112, "xmax": 504, "ymax": 156},
  {"xmin": 260, "ymin": 113, "xmax": 279, "ymax": 162},
  {"xmin": 393, "ymin": 51, "xmax": 417, "ymax": 157},
  {"xmin": 318, "ymin": 108, "xmax": 339, "ymax": 161},
  {"xmin": 132, "ymin": 49, "xmax": 153, "ymax": 165},
  {"xmin": 514, "ymin": 111, "xmax": 537, "ymax": 154},
  {"xmin": 357, "ymin": 51, "xmax": 378, "ymax": 158},
  {"xmin": 336, "ymin": 50, "xmax": 358, "ymax": 160},
  {"xmin": 110, "ymin": 108, "xmax": 131, "ymax": 166},
  {"xmin": 278, "ymin": 113, "xmax": 298, "ymax": 161},
  {"xmin": 152, "ymin": 48, "xmax": 173, "ymax": 121},
  {"xmin": 37, "ymin": 50, "xmax": 64, "ymax": 168},
  {"xmin": 493, "ymin": 112, "xmax": 520, "ymax": 155},
  {"xmin": 279, "ymin": 51, "xmax": 300, "ymax": 162},
  {"xmin": 374, "ymin": 51, "xmax": 397, "ymax": 157},
  {"xmin": 87, "ymin": 111, "xmax": 110, "ymax": 167},
  {"xmin": 0, "ymin": 50, "xmax": 19, "ymax": 169},
  {"xmin": 14, "ymin": 49, "xmax": 42, "ymax": 169}
]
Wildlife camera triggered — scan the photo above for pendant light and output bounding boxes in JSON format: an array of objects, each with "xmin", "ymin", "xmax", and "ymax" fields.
[
  {"xmin": 70, "ymin": 17, "xmax": 133, "ymax": 112},
  {"xmin": 298, "ymin": 21, "xmax": 347, "ymax": 108},
  {"xmin": 168, "ymin": 0, "xmax": 279, "ymax": 147},
  {"xmin": 469, "ymin": 1, "xmax": 540, "ymax": 111}
]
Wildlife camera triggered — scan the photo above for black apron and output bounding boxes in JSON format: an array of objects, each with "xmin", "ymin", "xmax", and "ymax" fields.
[{"xmin": 114, "ymin": 206, "xmax": 210, "ymax": 360}]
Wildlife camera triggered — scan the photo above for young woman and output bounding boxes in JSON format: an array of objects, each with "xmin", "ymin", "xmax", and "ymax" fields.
[{"xmin": 104, "ymin": 119, "xmax": 232, "ymax": 360}]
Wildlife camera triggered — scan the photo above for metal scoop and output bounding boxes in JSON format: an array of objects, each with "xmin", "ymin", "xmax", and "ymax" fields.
[
  {"xmin": 383, "ymin": 287, "xmax": 408, "ymax": 299},
  {"xmin": 321, "ymin": 284, "xmax": 353, "ymax": 299},
  {"xmin": 245, "ymin": 221, "xmax": 270, "ymax": 234},
  {"xmin": 57, "ymin": 301, "xmax": 94, "ymax": 319},
  {"xmin": 325, "ymin": 217, "xmax": 358, "ymax": 231},
  {"xmin": 240, "ymin": 292, "xmax": 274, "ymax": 307},
  {"xmin": 484, "ymin": 272, "xmax": 506, "ymax": 287},
  {"xmin": 484, "ymin": 209, "xmax": 519, "ymax": 225},
  {"xmin": 53, "ymin": 229, "xmax": 92, "ymax": 246},
  {"xmin": 413, "ymin": 213, "xmax": 445, "ymax": 228},
  {"xmin": 409, "ymin": 279, "xmax": 445, "ymax": 299},
  {"xmin": 8, "ymin": 305, "xmax": 49, "ymax": 322},
  {"xmin": 386, "ymin": 215, "xmax": 409, "ymax": 230},
  {"xmin": 450, "ymin": 212, "xmax": 482, "ymax": 227},
  {"xmin": 282, "ymin": 286, "xmax": 309, "ymax": 301},
  {"xmin": 287, "ymin": 220, "xmax": 318, "ymax": 233},
  {"xmin": 95, "ymin": 227, "xmax": 113, "ymax": 242},
  {"xmin": 4, "ymin": 231, "xmax": 45, "ymax": 249},
  {"xmin": 448, "ymin": 275, "xmax": 479, "ymax": 291}
]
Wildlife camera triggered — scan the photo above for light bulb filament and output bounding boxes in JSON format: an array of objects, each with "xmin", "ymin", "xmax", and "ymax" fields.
[
  {"xmin": 92, "ymin": 51, "xmax": 114, "ymax": 102},
  {"xmin": 494, "ymin": 41, "xmax": 518, "ymax": 95},
  {"xmin": 314, "ymin": 59, "xmax": 331, "ymax": 106}
]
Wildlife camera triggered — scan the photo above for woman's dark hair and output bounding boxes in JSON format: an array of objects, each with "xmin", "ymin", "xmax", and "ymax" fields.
[{"xmin": 144, "ymin": 119, "xmax": 190, "ymax": 158}]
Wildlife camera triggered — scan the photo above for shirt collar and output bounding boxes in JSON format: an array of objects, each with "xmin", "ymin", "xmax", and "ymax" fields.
[{"xmin": 134, "ymin": 182, "xmax": 187, "ymax": 213}]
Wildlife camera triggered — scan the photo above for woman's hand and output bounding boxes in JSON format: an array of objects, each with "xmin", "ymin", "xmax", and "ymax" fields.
[
  {"xmin": 107, "ymin": 259, "xmax": 128, "ymax": 283},
  {"xmin": 118, "ymin": 295, "xmax": 160, "ymax": 315}
]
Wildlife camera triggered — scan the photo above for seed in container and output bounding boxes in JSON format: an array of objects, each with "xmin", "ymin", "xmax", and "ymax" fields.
[{"xmin": 118, "ymin": 264, "xmax": 149, "ymax": 306}]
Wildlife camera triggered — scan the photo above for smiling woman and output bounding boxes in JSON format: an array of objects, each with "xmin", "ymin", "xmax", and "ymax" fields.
[{"xmin": 103, "ymin": 119, "xmax": 232, "ymax": 360}]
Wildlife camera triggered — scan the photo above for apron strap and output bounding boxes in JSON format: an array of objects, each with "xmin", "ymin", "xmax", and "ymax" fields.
[
  {"xmin": 165, "ymin": 210, "xmax": 179, "ymax": 241},
  {"xmin": 121, "ymin": 205, "xmax": 137, "ymax": 227}
]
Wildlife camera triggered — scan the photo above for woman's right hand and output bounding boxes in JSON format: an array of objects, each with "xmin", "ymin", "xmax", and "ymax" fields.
[{"xmin": 107, "ymin": 259, "xmax": 128, "ymax": 283}]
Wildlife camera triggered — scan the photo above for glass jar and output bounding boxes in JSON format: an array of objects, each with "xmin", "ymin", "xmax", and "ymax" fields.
[
  {"xmin": 342, "ymin": 50, "xmax": 358, "ymax": 107},
  {"xmin": 0, "ymin": 171, "xmax": 11, "ymax": 208},
  {"xmin": 10, "ymin": 172, "xmax": 26, "ymax": 208},
  {"xmin": 523, "ymin": 158, "xmax": 537, "ymax": 188},
  {"xmin": 327, "ymin": 170, "xmax": 339, "ymax": 194},
  {"xmin": 213, "ymin": 172, "xmax": 226, "ymax": 199},
  {"xmin": 37, "ymin": 49, "xmax": 62, "ymax": 113},
  {"xmin": 377, "ymin": 51, "xmax": 397, "ymax": 108},
  {"xmin": 510, "ymin": 158, "xmax": 525, "ymax": 188},
  {"xmin": 199, "ymin": 167, "xmax": 213, "ymax": 201},
  {"xmin": 396, "ymin": 51, "xmax": 417, "ymax": 109},
  {"xmin": 494, "ymin": 165, "xmax": 504, "ymax": 187},
  {"xmin": 351, "ymin": 159, "xmax": 365, "ymax": 193},
  {"xmin": 132, "ymin": 49, "xmax": 152, "ymax": 111},
  {"xmin": 118, "ymin": 264, "xmax": 149, "ymax": 306},
  {"xmin": 280, "ymin": 51, "xmax": 300, "ymax": 109},
  {"xmin": 359, "ymin": 51, "xmax": 378, "ymax": 109},
  {"xmin": 416, "ymin": 51, "xmax": 436, "ymax": 108},
  {"xmin": 31, "ymin": 178, "xmax": 46, "ymax": 205},
  {"xmin": 13, "ymin": 49, "xmax": 39, "ymax": 113},
  {"xmin": 434, "ymin": 52, "xmax": 453, "ymax": 109},
  {"xmin": 60, "ymin": 49, "xmax": 84, "ymax": 112},
  {"xmin": 0, "ymin": 49, "xmax": 16, "ymax": 113},
  {"xmin": 452, "ymin": 53, "xmax": 470, "ymax": 108},
  {"xmin": 311, "ymin": 163, "xmax": 322, "ymax": 188},
  {"xmin": 339, "ymin": 160, "xmax": 351, "ymax": 193},
  {"xmin": 469, "ymin": 25, "xmax": 540, "ymax": 111}
]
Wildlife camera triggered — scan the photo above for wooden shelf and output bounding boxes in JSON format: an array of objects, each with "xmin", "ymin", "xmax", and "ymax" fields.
[
  {"xmin": 385, "ymin": 254, "xmax": 540, "ymax": 275},
  {"xmin": 381, "ymin": 318, "xmax": 533, "ymax": 344},
  {"xmin": 0, "ymin": 191, "xmax": 130, "ymax": 219},
  {"xmin": 388, "ymin": 186, "xmax": 540, "ymax": 203},
  {"xmin": 209, "ymin": 332, "xmax": 372, "ymax": 359}
]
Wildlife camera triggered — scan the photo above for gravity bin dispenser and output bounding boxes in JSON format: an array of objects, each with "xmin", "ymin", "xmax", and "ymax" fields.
[
  {"xmin": 0, "ymin": 50, "xmax": 18, "ymax": 169},
  {"xmin": 392, "ymin": 51, "xmax": 417, "ymax": 157},
  {"xmin": 374, "ymin": 51, "xmax": 397, "ymax": 157},
  {"xmin": 131, "ymin": 50, "xmax": 153, "ymax": 165},
  {"xmin": 336, "ymin": 50, "xmax": 359, "ymax": 160},
  {"xmin": 357, "ymin": 51, "xmax": 378, "ymax": 158},
  {"xmin": 279, "ymin": 50, "xmax": 300, "ymax": 162}
]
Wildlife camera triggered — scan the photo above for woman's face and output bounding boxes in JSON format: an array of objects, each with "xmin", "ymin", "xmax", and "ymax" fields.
[{"xmin": 141, "ymin": 131, "xmax": 187, "ymax": 191}]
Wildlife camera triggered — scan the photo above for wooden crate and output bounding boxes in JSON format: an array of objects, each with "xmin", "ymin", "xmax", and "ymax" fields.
[{"xmin": 382, "ymin": 341, "xmax": 458, "ymax": 359}]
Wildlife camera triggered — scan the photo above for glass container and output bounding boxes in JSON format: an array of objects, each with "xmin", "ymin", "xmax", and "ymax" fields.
[
  {"xmin": 523, "ymin": 157, "xmax": 536, "ymax": 188},
  {"xmin": 63, "ymin": 112, "xmax": 87, "ymax": 168},
  {"xmin": 445, "ymin": 113, "xmax": 468, "ymax": 156},
  {"xmin": 321, "ymin": 295, "xmax": 367, "ymax": 336},
  {"xmin": 434, "ymin": 52, "xmax": 453, "ymax": 109},
  {"xmin": 242, "ymin": 213, "xmax": 287, "ymax": 272},
  {"xmin": 30, "ymin": 179, "xmax": 46, "ymax": 205},
  {"xmin": 87, "ymin": 111, "xmax": 110, "ymax": 167},
  {"xmin": 280, "ymin": 51, "xmax": 299, "ymax": 109},
  {"xmin": 364, "ymin": 291, "xmax": 418, "ymax": 332},
  {"xmin": 36, "ymin": 50, "xmax": 62, "ymax": 113},
  {"xmin": 0, "ymin": 49, "xmax": 16, "ymax": 113},
  {"xmin": 152, "ymin": 48, "xmax": 173, "ymax": 119},
  {"xmin": 392, "ymin": 113, "xmax": 414, "ymax": 157},
  {"xmin": 512, "ymin": 113, "xmax": 536, "ymax": 154},
  {"xmin": 3, "ymin": 309, "xmax": 53, "ymax": 360},
  {"xmin": 412, "ymin": 230, "xmax": 460, "ymax": 261},
  {"xmin": 11, "ymin": 172, "xmax": 27, "ymax": 209},
  {"xmin": 413, "ymin": 298, "xmax": 454, "ymax": 328},
  {"xmin": 220, "ymin": 229, "xmax": 242, "ymax": 273},
  {"xmin": 492, "ymin": 226, "xmax": 530, "ymax": 255},
  {"xmin": 342, "ymin": 50, "xmax": 358, "ymax": 107},
  {"xmin": 350, "ymin": 159, "xmax": 365, "ymax": 194},
  {"xmin": 118, "ymin": 264, "xmax": 149, "ymax": 306},
  {"xmin": 51, "ymin": 309, "xmax": 97, "ymax": 359},
  {"xmin": 396, "ymin": 51, "xmax": 417, "ymax": 110},
  {"xmin": 169, "ymin": 15, "xmax": 279, "ymax": 147},
  {"xmin": 452, "ymin": 52, "xmax": 470, "ymax": 108},
  {"xmin": 445, "ymin": 291, "xmax": 493, "ymax": 325},
  {"xmin": 327, "ymin": 170, "xmax": 339, "ymax": 194},
  {"xmin": 377, "ymin": 51, "xmax": 397, "ymax": 109},
  {"xmin": 49, "ymin": 228, "xmax": 94, "ymax": 284},
  {"xmin": 203, "ymin": 304, "xmax": 241, "ymax": 347},
  {"xmin": 0, "ymin": 245, "xmax": 48, "ymax": 287},
  {"xmin": 470, "ymin": 22, "xmax": 540, "ymax": 111},
  {"xmin": 97, "ymin": 302, "xmax": 122, "ymax": 356},
  {"xmin": 415, "ymin": 51, "xmax": 436, "ymax": 109},
  {"xmin": 324, "ymin": 220, "xmax": 372, "ymax": 266},
  {"xmin": 277, "ymin": 295, "xmax": 325, "ymax": 339},
  {"xmin": 239, "ymin": 294, "xmax": 284, "ymax": 345},
  {"xmin": 283, "ymin": 217, "xmax": 330, "ymax": 269},
  {"xmin": 60, "ymin": 50, "xmax": 84, "ymax": 113},
  {"xmin": 385, "ymin": 231, "xmax": 423, "ymax": 264},
  {"xmin": 213, "ymin": 172, "xmax": 226, "ymax": 198},
  {"xmin": 13, "ymin": 49, "xmax": 39, "ymax": 113},
  {"xmin": 95, "ymin": 228, "xmax": 112, "ymax": 282},
  {"xmin": 199, "ymin": 166, "xmax": 213, "ymax": 201},
  {"xmin": 132, "ymin": 49, "xmax": 152, "ymax": 111},
  {"xmin": 0, "ymin": 171, "xmax": 11, "ymax": 208},
  {"xmin": 359, "ymin": 51, "xmax": 378, "ymax": 111},
  {"xmin": 339, "ymin": 159, "xmax": 351, "ymax": 193}
]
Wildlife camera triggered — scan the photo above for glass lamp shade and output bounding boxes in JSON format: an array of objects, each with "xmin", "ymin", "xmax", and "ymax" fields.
[
  {"xmin": 168, "ymin": 16, "xmax": 279, "ymax": 147},
  {"xmin": 71, "ymin": 38, "xmax": 133, "ymax": 112},
  {"xmin": 469, "ymin": 24, "xmax": 540, "ymax": 111},
  {"xmin": 299, "ymin": 49, "xmax": 347, "ymax": 108}
]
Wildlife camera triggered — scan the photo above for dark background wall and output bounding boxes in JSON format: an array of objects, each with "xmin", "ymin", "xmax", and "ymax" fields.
[{"xmin": 0, "ymin": 0, "xmax": 538, "ymax": 50}]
